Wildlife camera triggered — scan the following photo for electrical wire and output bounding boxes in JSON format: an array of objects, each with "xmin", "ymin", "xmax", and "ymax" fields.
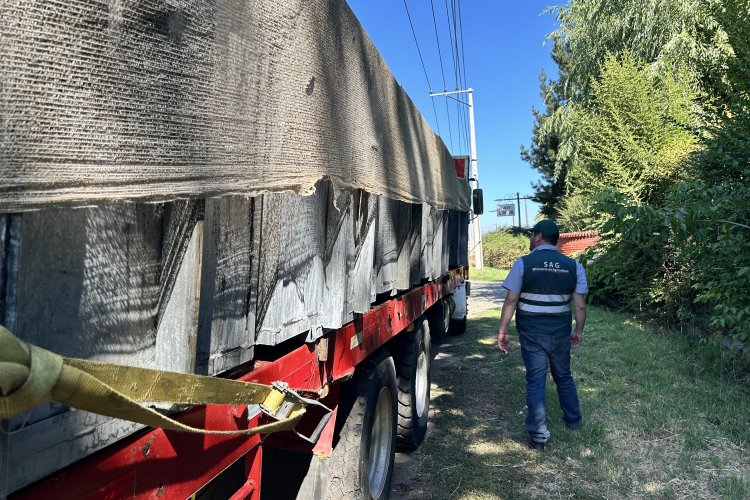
[
  {"xmin": 457, "ymin": 0, "xmax": 471, "ymax": 154},
  {"xmin": 402, "ymin": 0, "xmax": 441, "ymax": 137},
  {"xmin": 430, "ymin": 0, "xmax": 448, "ymax": 92},
  {"xmin": 430, "ymin": 0, "xmax": 454, "ymax": 150},
  {"xmin": 443, "ymin": 0, "xmax": 458, "ymax": 152},
  {"xmin": 445, "ymin": 0, "xmax": 469, "ymax": 154},
  {"xmin": 458, "ymin": 0, "xmax": 469, "ymax": 93},
  {"xmin": 449, "ymin": 0, "xmax": 469, "ymax": 155},
  {"xmin": 403, "ymin": 0, "xmax": 433, "ymax": 91}
]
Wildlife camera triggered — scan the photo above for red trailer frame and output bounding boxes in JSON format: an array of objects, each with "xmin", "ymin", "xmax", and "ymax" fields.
[{"xmin": 13, "ymin": 267, "xmax": 466, "ymax": 500}]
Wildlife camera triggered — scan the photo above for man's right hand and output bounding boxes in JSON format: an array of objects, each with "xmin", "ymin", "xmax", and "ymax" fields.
[
  {"xmin": 571, "ymin": 330, "xmax": 583, "ymax": 348},
  {"xmin": 498, "ymin": 330, "xmax": 511, "ymax": 353}
]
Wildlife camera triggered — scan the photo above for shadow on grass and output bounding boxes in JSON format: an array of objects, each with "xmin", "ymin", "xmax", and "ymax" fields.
[
  {"xmin": 408, "ymin": 308, "xmax": 750, "ymax": 499},
  {"xmin": 414, "ymin": 314, "xmax": 611, "ymax": 499}
]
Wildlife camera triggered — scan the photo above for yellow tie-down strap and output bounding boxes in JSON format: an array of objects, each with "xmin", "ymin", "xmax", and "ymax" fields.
[{"xmin": 0, "ymin": 326, "xmax": 307, "ymax": 435}]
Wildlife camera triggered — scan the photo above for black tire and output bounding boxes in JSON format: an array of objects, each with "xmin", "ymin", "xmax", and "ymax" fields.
[
  {"xmin": 328, "ymin": 351, "xmax": 397, "ymax": 500},
  {"xmin": 394, "ymin": 318, "xmax": 431, "ymax": 451},
  {"xmin": 426, "ymin": 301, "xmax": 446, "ymax": 343},
  {"xmin": 448, "ymin": 316, "xmax": 467, "ymax": 336}
]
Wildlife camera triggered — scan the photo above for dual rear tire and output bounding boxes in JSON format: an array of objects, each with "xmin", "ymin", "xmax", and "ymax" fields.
[
  {"xmin": 327, "ymin": 319, "xmax": 432, "ymax": 499},
  {"xmin": 328, "ymin": 351, "xmax": 397, "ymax": 500},
  {"xmin": 394, "ymin": 318, "xmax": 431, "ymax": 451}
]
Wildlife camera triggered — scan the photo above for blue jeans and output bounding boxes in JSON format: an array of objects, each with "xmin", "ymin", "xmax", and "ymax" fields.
[{"xmin": 519, "ymin": 332, "xmax": 581, "ymax": 443}]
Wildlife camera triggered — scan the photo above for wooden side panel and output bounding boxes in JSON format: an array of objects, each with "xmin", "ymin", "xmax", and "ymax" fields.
[
  {"xmin": 348, "ymin": 191, "xmax": 377, "ymax": 313},
  {"xmin": 448, "ymin": 210, "xmax": 469, "ymax": 268},
  {"xmin": 255, "ymin": 186, "xmax": 328, "ymax": 346},
  {"xmin": 2, "ymin": 205, "xmax": 164, "ymax": 493},
  {"xmin": 321, "ymin": 190, "xmax": 353, "ymax": 330},
  {"xmin": 420, "ymin": 203, "xmax": 435, "ymax": 280},
  {"xmin": 433, "ymin": 210, "xmax": 449, "ymax": 276},
  {"xmin": 395, "ymin": 202, "xmax": 416, "ymax": 291},
  {"xmin": 196, "ymin": 197, "xmax": 254, "ymax": 375},
  {"xmin": 409, "ymin": 203, "xmax": 423, "ymax": 287},
  {"xmin": 373, "ymin": 196, "xmax": 411, "ymax": 295},
  {"xmin": 155, "ymin": 222, "xmax": 203, "ymax": 373}
]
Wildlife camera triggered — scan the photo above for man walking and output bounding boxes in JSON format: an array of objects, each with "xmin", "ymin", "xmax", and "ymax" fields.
[{"xmin": 497, "ymin": 220, "xmax": 587, "ymax": 451}]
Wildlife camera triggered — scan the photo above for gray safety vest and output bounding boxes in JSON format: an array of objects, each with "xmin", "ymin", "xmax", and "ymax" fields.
[{"xmin": 515, "ymin": 249, "xmax": 578, "ymax": 336}]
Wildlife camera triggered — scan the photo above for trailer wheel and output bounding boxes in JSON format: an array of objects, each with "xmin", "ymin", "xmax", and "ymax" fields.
[
  {"xmin": 426, "ymin": 300, "xmax": 448, "ymax": 342},
  {"xmin": 328, "ymin": 351, "xmax": 397, "ymax": 500},
  {"xmin": 394, "ymin": 318, "xmax": 431, "ymax": 451},
  {"xmin": 448, "ymin": 317, "xmax": 467, "ymax": 336},
  {"xmin": 448, "ymin": 284, "xmax": 468, "ymax": 336}
]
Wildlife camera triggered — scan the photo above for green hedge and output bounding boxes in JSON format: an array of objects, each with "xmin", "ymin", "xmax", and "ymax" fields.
[{"xmin": 482, "ymin": 230, "xmax": 528, "ymax": 269}]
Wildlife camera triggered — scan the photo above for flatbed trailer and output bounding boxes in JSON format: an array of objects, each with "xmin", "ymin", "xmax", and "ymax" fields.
[
  {"xmin": 0, "ymin": 1, "xmax": 481, "ymax": 498},
  {"xmin": 10, "ymin": 268, "xmax": 467, "ymax": 500}
]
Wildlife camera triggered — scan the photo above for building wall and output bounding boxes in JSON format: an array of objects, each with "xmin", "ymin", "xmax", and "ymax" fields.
[{"xmin": 557, "ymin": 231, "xmax": 600, "ymax": 256}]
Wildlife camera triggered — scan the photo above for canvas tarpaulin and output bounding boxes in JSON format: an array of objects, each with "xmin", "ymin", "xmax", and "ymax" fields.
[{"xmin": 0, "ymin": 0, "xmax": 471, "ymax": 213}]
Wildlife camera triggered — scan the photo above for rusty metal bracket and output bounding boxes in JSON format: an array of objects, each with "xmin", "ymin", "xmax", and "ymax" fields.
[{"xmin": 258, "ymin": 381, "xmax": 333, "ymax": 444}]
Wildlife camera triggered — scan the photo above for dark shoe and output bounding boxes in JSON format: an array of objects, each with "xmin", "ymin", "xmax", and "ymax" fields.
[{"xmin": 528, "ymin": 440, "xmax": 545, "ymax": 452}]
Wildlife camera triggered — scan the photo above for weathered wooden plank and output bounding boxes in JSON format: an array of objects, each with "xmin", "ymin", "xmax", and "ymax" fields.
[
  {"xmin": 374, "ymin": 196, "xmax": 411, "ymax": 295},
  {"xmin": 196, "ymin": 197, "xmax": 254, "ymax": 375},
  {"xmin": 448, "ymin": 210, "xmax": 469, "ymax": 267},
  {"xmin": 3, "ymin": 409, "xmax": 143, "ymax": 495},
  {"xmin": 321, "ymin": 189, "xmax": 353, "ymax": 331},
  {"xmin": 155, "ymin": 221, "xmax": 203, "ymax": 374},
  {"xmin": 2, "ymin": 205, "xmax": 164, "ymax": 493},
  {"xmin": 409, "ymin": 203, "xmax": 423, "ymax": 287},
  {"xmin": 432, "ymin": 210, "xmax": 449, "ymax": 277},
  {"xmin": 420, "ymin": 203, "xmax": 436, "ymax": 280},
  {"xmin": 348, "ymin": 191, "xmax": 378, "ymax": 313},
  {"xmin": 255, "ymin": 186, "xmax": 328, "ymax": 345}
]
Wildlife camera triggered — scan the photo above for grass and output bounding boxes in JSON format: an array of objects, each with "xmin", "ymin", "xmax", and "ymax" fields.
[
  {"xmin": 469, "ymin": 267, "xmax": 509, "ymax": 282},
  {"xmin": 396, "ymin": 306, "xmax": 750, "ymax": 499}
]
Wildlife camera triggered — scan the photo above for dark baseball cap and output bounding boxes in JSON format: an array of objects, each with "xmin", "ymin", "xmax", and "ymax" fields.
[{"xmin": 529, "ymin": 219, "xmax": 560, "ymax": 240}]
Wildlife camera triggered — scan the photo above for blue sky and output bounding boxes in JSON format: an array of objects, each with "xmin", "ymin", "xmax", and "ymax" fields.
[{"xmin": 346, "ymin": 1, "xmax": 563, "ymax": 232}]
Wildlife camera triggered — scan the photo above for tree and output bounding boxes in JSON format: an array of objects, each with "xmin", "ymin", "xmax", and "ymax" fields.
[
  {"xmin": 567, "ymin": 53, "xmax": 700, "ymax": 208},
  {"xmin": 549, "ymin": 0, "xmax": 732, "ymax": 101},
  {"xmin": 521, "ymin": 41, "xmax": 572, "ymax": 220}
]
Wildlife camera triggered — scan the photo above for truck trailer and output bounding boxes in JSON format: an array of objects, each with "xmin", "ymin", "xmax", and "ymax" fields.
[{"xmin": 0, "ymin": 1, "xmax": 481, "ymax": 498}]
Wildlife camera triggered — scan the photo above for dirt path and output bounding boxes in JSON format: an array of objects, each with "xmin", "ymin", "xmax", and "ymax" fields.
[{"xmin": 391, "ymin": 281, "xmax": 504, "ymax": 498}]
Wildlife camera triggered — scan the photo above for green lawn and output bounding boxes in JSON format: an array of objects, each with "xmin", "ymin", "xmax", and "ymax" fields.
[
  {"xmin": 399, "ymin": 307, "xmax": 750, "ymax": 499},
  {"xmin": 469, "ymin": 266, "xmax": 509, "ymax": 283}
]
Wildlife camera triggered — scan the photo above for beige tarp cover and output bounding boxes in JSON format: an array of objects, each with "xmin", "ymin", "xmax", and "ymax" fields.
[{"xmin": 0, "ymin": 0, "xmax": 470, "ymax": 213}]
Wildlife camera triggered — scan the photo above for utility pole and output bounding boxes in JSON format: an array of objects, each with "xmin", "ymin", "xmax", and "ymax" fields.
[
  {"xmin": 524, "ymin": 197, "xmax": 529, "ymax": 227},
  {"xmin": 430, "ymin": 88, "xmax": 483, "ymax": 269},
  {"xmin": 516, "ymin": 192, "xmax": 521, "ymax": 228},
  {"xmin": 496, "ymin": 193, "xmax": 534, "ymax": 229}
]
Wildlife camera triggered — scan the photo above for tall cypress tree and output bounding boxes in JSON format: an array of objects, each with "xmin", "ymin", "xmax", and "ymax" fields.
[{"xmin": 521, "ymin": 41, "xmax": 571, "ymax": 219}]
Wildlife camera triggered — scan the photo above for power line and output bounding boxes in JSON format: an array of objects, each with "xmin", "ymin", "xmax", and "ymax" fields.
[
  {"xmin": 458, "ymin": 0, "xmax": 469, "ymax": 93},
  {"xmin": 402, "ymin": 0, "xmax": 441, "ymax": 136},
  {"xmin": 430, "ymin": 0, "xmax": 453, "ymax": 150},
  {"xmin": 451, "ymin": 0, "xmax": 462, "ymax": 91},
  {"xmin": 457, "ymin": 0, "xmax": 471, "ymax": 153},
  {"xmin": 444, "ymin": 0, "xmax": 458, "ymax": 90},
  {"xmin": 403, "ymin": 0, "xmax": 433, "ymax": 91},
  {"xmin": 443, "ymin": 0, "xmax": 458, "ymax": 152},
  {"xmin": 449, "ymin": 0, "xmax": 469, "ymax": 155},
  {"xmin": 430, "ymin": 0, "xmax": 448, "ymax": 91}
]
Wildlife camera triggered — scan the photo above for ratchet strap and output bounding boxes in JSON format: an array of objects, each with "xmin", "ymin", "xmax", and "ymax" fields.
[{"xmin": 0, "ymin": 325, "xmax": 306, "ymax": 435}]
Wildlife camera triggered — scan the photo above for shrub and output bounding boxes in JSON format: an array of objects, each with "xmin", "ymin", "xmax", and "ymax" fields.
[{"xmin": 483, "ymin": 229, "xmax": 528, "ymax": 269}]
